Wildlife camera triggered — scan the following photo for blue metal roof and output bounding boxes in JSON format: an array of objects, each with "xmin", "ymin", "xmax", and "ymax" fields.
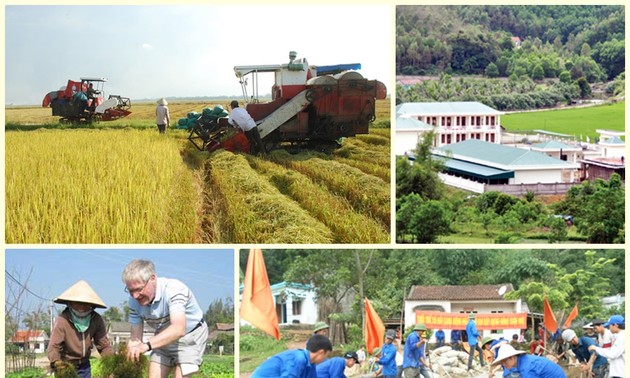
[
  {"xmin": 396, "ymin": 116, "xmax": 433, "ymax": 131},
  {"xmin": 316, "ymin": 64, "xmax": 361, "ymax": 76},
  {"xmin": 434, "ymin": 155, "xmax": 514, "ymax": 179}
]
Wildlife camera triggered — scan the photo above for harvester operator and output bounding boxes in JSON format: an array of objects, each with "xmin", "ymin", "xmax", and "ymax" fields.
[{"xmin": 228, "ymin": 100, "xmax": 266, "ymax": 155}]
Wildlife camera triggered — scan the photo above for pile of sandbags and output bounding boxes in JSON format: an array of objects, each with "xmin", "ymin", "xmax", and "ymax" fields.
[{"xmin": 429, "ymin": 346, "xmax": 485, "ymax": 376}]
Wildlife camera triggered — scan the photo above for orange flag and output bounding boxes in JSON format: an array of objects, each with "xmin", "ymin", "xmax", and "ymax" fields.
[
  {"xmin": 543, "ymin": 296, "xmax": 558, "ymax": 334},
  {"xmin": 364, "ymin": 297, "xmax": 385, "ymax": 353},
  {"xmin": 240, "ymin": 249, "xmax": 280, "ymax": 340},
  {"xmin": 563, "ymin": 304, "xmax": 579, "ymax": 329}
]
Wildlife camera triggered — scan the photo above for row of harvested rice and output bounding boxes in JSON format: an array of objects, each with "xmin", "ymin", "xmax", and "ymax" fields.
[
  {"xmin": 207, "ymin": 150, "xmax": 333, "ymax": 244},
  {"xmin": 268, "ymin": 151, "xmax": 390, "ymax": 227},
  {"xmin": 5, "ymin": 129, "xmax": 198, "ymax": 243},
  {"xmin": 247, "ymin": 157, "xmax": 389, "ymax": 243}
]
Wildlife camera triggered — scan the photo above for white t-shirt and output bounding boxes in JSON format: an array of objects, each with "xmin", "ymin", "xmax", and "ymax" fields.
[
  {"xmin": 592, "ymin": 330, "xmax": 624, "ymax": 378},
  {"xmin": 228, "ymin": 107, "xmax": 257, "ymax": 131}
]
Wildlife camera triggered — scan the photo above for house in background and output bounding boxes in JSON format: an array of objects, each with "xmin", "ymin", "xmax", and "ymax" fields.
[
  {"xmin": 240, "ymin": 281, "xmax": 318, "ymax": 327},
  {"xmin": 395, "ymin": 116, "xmax": 433, "ymax": 155},
  {"xmin": 10, "ymin": 330, "xmax": 49, "ymax": 353},
  {"xmin": 404, "ymin": 284, "xmax": 528, "ymax": 343},
  {"xmin": 581, "ymin": 129, "xmax": 625, "ymax": 181},
  {"xmin": 396, "ymin": 102, "xmax": 503, "ymax": 150},
  {"xmin": 530, "ymin": 140, "xmax": 584, "ymax": 163},
  {"xmin": 433, "ymin": 139, "xmax": 580, "ymax": 193},
  {"xmin": 108, "ymin": 321, "xmax": 155, "ymax": 349}
]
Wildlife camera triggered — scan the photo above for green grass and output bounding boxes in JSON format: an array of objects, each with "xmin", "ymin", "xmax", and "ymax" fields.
[
  {"xmin": 501, "ymin": 101, "xmax": 625, "ymax": 141},
  {"xmin": 239, "ymin": 327, "xmax": 289, "ymax": 374}
]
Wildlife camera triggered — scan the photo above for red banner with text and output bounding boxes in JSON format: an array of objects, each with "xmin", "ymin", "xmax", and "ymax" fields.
[{"xmin": 415, "ymin": 311, "xmax": 527, "ymax": 330}]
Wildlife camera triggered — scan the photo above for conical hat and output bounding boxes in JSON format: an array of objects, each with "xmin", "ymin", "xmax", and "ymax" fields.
[
  {"xmin": 491, "ymin": 344, "xmax": 526, "ymax": 366},
  {"xmin": 54, "ymin": 280, "xmax": 107, "ymax": 309},
  {"xmin": 157, "ymin": 98, "xmax": 168, "ymax": 106}
]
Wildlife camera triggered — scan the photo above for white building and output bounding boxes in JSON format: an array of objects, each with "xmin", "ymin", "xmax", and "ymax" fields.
[
  {"xmin": 434, "ymin": 139, "xmax": 581, "ymax": 185},
  {"xmin": 10, "ymin": 330, "xmax": 49, "ymax": 353},
  {"xmin": 396, "ymin": 102, "xmax": 503, "ymax": 152},
  {"xmin": 404, "ymin": 284, "xmax": 526, "ymax": 343},
  {"xmin": 240, "ymin": 281, "xmax": 318, "ymax": 327}
]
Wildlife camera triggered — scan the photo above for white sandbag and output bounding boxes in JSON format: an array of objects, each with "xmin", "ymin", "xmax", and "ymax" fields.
[
  {"xmin": 432, "ymin": 346, "xmax": 452, "ymax": 356},
  {"xmin": 451, "ymin": 367, "xmax": 467, "ymax": 375},
  {"xmin": 443, "ymin": 350, "xmax": 460, "ymax": 358}
]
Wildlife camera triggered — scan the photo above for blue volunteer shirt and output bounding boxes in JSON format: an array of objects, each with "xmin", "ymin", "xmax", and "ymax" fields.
[
  {"xmin": 316, "ymin": 357, "xmax": 346, "ymax": 378},
  {"xmin": 379, "ymin": 343, "xmax": 397, "ymax": 376},
  {"xmin": 505, "ymin": 354, "xmax": 566, "ymax": 378},
  {"xmin": 451, "ymin": 330, "xmax": 461, "ymax": 342},
  {"xmin": 435, "ymin": 330, "xmax": 445, "ymax": 341},
  {"xmin": 571, "ymin": 337, "xmax": 608, "ymax": 369},
  {"xmin": 252, "ymin": 349, "xmax": 318, "ymax": 378},
  {"xmin": 402, "ymin": 331, "xmax": 422, "ymax": 369},
  {"xmin": 466, "ymin": 320, "xmax": 480, "ymax": 346}
]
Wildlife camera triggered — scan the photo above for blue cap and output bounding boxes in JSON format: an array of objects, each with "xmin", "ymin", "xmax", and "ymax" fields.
[{"xmin": 603, "ymin": 315, "xmax": 624, "ymax": 327}]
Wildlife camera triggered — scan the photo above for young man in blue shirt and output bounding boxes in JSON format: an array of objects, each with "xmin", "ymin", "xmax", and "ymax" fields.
[
  {"xmin": 562, "ymin": 329, "xmax": 609, "ymax": 378},
  {"xmin": 252, "ymin": 334, "xmax": 333, "ymax": 378},
  {"xmin": 466, "ymin": 313, "xmax": 485, "ymax": 370},
  {"xmin": 402, "ymin": 323, "xmax": 431, "ymax": 378},
  {"xmin": 377, "ymin": 331, "xmax": 398, "ymax": 378},
  {"xmin": 492, "ymin": 344, "xmax": 566, "ymax": 378},
  {"xmin": 316, "ymin": 351, "xmax": 358, "ymax": 378}
]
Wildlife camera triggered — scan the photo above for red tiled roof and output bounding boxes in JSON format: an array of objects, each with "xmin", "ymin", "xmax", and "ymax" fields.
[
  {"xmin": 408, "ymin": 284, "xmax": 514, "ymax": 301},
  {"xmin": 11, "ymin": 330, "xmax": 47, "ymax": 342}
]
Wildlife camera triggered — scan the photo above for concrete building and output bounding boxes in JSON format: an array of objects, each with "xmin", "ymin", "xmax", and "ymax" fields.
[
  {"xmin": 395, "ymin": 116, "xmax": 433, "ymax": 156},
  {"xmin": 434, "ymin": 139, "xmax": 581, "ymax": 188},
  {"xmin": 396, "ymin": 102, "xmax": 503, "ymax": 150},
  {"xmin": 404, "ymin": 284, "xmax": 526, "ymax": 343}
]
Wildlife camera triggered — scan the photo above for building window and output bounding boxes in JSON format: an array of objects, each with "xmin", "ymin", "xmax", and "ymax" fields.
[
  {"xmin": 292, "ymin": 300, "xmax": 302, "ymax": 315},
  {"xmin": 431, "ymin": 116, "xmax": 437, "ymax": 126}
]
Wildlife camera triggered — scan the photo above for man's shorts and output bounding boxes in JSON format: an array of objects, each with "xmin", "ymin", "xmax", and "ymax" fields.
[{"xmin": 151, "ymin": 322, "xmax": 208, "ymax": 369}]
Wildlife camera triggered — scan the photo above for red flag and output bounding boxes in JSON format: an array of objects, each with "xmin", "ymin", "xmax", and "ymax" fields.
[
  {"xmin": 543, "ymin": 296, "xmax": 558, "ymax": 334},
  {"xmin": 563, "ymin": 304, "xmax": 579, "ymax": 329},
  {"xmin": 364, "ymin": 297, "xmax": 385, "ymax": 353},
  {"xmin": 240, "ymin": 249, "xmax": 280, "ymax": 340}
]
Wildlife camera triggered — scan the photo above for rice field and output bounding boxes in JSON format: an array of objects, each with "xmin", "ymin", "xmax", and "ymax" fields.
[
  {"xmin": 5, "ymin": 129, "xmax": 199, "ymax": 243},
  {"xmin": 5, "ymin": 100, "xmax": 391, "ymax": 244}
]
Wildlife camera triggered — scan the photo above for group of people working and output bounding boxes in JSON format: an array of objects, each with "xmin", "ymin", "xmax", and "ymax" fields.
[{"xmin": 250, "ymin": 311, "xmax": 625, "ymax": 378}]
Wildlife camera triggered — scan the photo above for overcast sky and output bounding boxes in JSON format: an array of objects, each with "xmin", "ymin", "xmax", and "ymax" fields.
[
  {"xmin": 4, "ymin": 5, "xmax": 392, "ymax": 105},
  {"xmin": 5, "ymin": 248, "xmax": 234, "ymax": 323}
]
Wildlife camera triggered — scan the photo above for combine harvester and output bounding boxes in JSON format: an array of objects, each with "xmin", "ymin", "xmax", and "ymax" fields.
[
  {"xmin": 188, "ymin": 51, "xmax": 387, "ymax": 153},
  {"xmin": 42, "ymin": 77, "xmax": 131, "ymax": 123}
]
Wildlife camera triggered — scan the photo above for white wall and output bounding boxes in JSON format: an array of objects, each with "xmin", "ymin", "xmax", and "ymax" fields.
[
  {"xmin": 514, "ymin": 169, "xmax": 563, "ymax": 184},
  {"xmin": 396, "ymin": 130, "xmax": 421, "ymax": 156}
]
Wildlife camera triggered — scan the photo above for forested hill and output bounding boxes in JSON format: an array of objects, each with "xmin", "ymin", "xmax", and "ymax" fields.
[{"xmin": 396, "ymin": 5, "xmax": 624, "ymax": 81}]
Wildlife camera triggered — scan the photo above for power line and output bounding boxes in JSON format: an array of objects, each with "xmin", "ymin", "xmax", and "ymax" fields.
[{"xmin": 5, "ymin": 270, "xmax": 51, "ymax": 302}]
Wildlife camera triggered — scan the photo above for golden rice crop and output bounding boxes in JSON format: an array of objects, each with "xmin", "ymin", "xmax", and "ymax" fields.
[
  {"xmin": 247, "ymin": 157, "xmax": 390, "ymax": 243},
  {"xmin": 207, "ymin": 150, "xmax": 334, "ymax": 244},
  {"xmin": 268, "ymin": 151, "xmax": 390, "ymax": 227},
  {"xmin": 5, "ymin": 129, "xmax": 198, "ymax": 243}
]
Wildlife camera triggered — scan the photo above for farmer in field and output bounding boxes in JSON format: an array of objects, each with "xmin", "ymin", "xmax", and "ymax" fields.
[
  {"xmin": 251, "ymin": 334, "xmax": 332, "ymax": 378},
  {"xmin": 315, "ymin": 351, "xmax": 359, "ymax": 378},
  {"xmin": 491, "ymin": 344, "xmax": 566, "ymax": 378},
  {"xmin": 402, "ymin": 323, "xmax": 431, "ymax": 378},
  {"xmin": 376, "ymin": 330, "xmax": 398, "ymax": 378},
  {"xmin": 123, "ymin": 259, "xmax": 208, "ymax": 378},
  {"xmin": 156, "ymin": 97, "xmax": 170, "ymax": 134},
  {"xmin": 466, "ymin": 313, "xmax": 485, "ymax": 370},
  {"xmin": 588, "ymin": 315, "xmax": 624, "ymax": 378},
  {"xmin": 228, "ymin": 100, "xmax": 266, "ymax": 155},
  {"xmin": 48, "ymin": 280, "xmax": 113, "ymax": 377},
  {"xmin": 562, "ymin": 328, "xmax": 609, "ymax": 378}
]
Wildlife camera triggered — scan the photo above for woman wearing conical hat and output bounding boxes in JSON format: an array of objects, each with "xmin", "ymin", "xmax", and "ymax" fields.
[{"xmin": 47, "ymin": 280, "xmax": 113, "ymax": 377}]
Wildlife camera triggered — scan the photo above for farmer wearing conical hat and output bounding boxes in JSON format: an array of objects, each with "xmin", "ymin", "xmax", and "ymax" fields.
[
  {"xmin": 492, "ymin": 344, "xmax": 565, "ymax": 378},
  {"xmin": 156, "ymin": 97, "xmax": 170, "ymax": 134},
  {"xmin": 47, "ymin": 280, "xmax": 113, "ymax": 378}
]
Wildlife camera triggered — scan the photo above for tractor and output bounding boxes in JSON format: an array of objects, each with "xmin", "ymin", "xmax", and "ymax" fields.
[
  {"xmin": 42, "ymin": 77, "xmax": 131, "ymax": 123},
  {"xmin": 187, "ymin": 51, "xmax": 387, "ymax": 153}
]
